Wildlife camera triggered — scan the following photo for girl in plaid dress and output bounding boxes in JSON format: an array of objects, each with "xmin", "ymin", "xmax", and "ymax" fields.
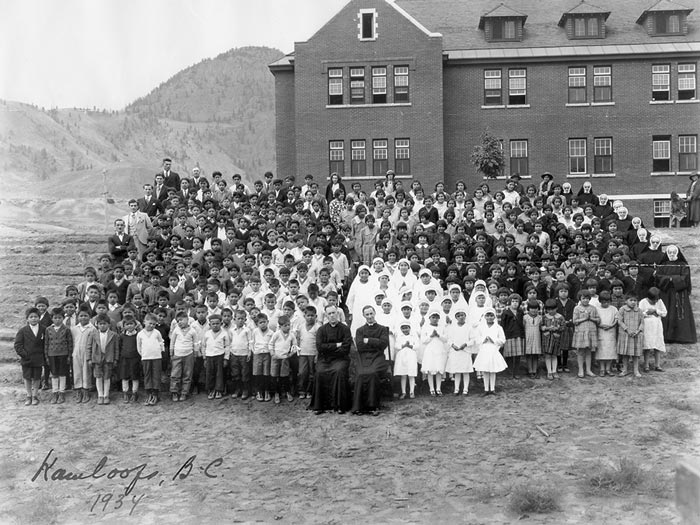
[
  {"xmin": 572, "ymin": 290, "xmax": 599, "ymax": 378},
  {"xmin": 617, "ymin": 294, "xmax": 645, "ymax": 378},
  {"xmin": 500, "ymin": 293, "xmax": 524, "ymax": 379},
  {"xmin": 523, "ymin": 301, "xmax": 542, "ymax": 378},
  {"xmin": 555, "ymin": 284, "xmax": 575, "ymax": 373},
  {"xmin": 541, "ymin": 299, "xmax": 565, "ymax": 380}
]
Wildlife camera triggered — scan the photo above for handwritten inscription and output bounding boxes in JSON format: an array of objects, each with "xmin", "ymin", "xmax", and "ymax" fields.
[{"xmin": 31, "ymin": 449, "xmax": 224, "ymax": 516}]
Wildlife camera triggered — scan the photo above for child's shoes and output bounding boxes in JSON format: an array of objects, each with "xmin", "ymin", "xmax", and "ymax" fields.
[
  {"xmin": 286, "ymin": 392, "xmax": 294, "ymax": 402},
  {"xmin": 24, "ymin": 396, "xmax": 32, "ymax": 406},
  {"xmin": 57, "ymin": 393, "xmax": 65, "ymax": 404},
  {"xmin": 214, "ymin": 391, "xmax": 222, "ymax": 399},
  {"xmin": 264, "ymin": 392, "xmax": 271, "ymax": 402},
  {"xmin": 256, "ymin": 392, "xmax": 264, "ymax": 402},
  {"xmin": 171, "ymin": 393, "xmax": 179, "ymax": 402},
  {"xmin": 50, "ymin": 393, "xmax": 58, "ymax": 404},
  {"xmin": 207, "ymin": 391, "xmax": 215, "ymax": 400},
  {"xmin": 274, "ymin": 393, "xmax": 281, "ymax": 404},
  {"xmin": 179, "ymin": 393, "xmax": 188, "ymax": 402}
]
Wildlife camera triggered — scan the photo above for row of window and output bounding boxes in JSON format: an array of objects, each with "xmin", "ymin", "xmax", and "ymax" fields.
[
  {"xmin": 512, "ymin": 136, "xmax": 697, "ymax": 176},
  {"xmin": 329, "ymin": 139, "xmax": 410, "ymax": 177},
  {"xmin": 325, "ymin": 135, "xmax": 698, "ymax": 178},
  {"xmin": 483, "ymin": 63, "xmax": 697, "ymax": 105},
  {"xmin": 328, "ymin": 65, "xmax": 409, "ymax": 105}
]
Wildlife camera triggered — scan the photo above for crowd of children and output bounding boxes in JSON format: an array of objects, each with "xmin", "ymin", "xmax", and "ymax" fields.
[{"xmin": 14, "ymin": 165, "xmax": 695, "ymax": 408}]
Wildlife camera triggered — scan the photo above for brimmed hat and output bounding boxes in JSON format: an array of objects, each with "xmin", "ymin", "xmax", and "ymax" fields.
[
  {"xmin": 690, "ymin": 172, "xmax": 700, "ymax": 180},
  {"xmin": 541, "ymin": 172, "xmax": 553, "ymax": 180},
  {"xmin": 510, "ymin": 173, "xmax": 522, "ymax": 180}
]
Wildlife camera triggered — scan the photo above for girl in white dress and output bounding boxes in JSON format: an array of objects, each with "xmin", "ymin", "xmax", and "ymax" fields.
[
  {"xmin": 472, "ymin": 307, "xmax": 507, "ymax": 395},
  {"xmin": 595, "ymin": 291, "xmax": 618, "ymax": 376},
  {"xmin": 639, "ymin": 287, "xmax": 667, "ymax": 372},
  {"xmin": 420, "ymin": 311, "xmax": 448, "ymax": 396},
  {"xmin": 375, "ymin": 298, "xmax": 395, "ymax": 361},
  {"xmin": 346, "ymin": 265, "xmax": 375, "ymax": 336},
  {"xmin": 445, "ymin": 308, "xmax": 473, "ymax": 395},
  {"xmin": 393, "ymin": 322, "xmax": 419, "ymax": 399}
]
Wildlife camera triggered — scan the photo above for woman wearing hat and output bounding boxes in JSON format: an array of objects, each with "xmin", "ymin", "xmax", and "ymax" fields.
[
  {"xmin": 686, "ymin": 172, "xmax": 700, "ymax": 227},
  {"xmin": 538, "ymin": 172, "xmax": 554, "ymax": 198}
]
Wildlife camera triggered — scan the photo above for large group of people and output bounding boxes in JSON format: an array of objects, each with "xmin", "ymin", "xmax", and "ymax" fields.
[{"xmin": 14, "ymin": 158, "xmax": 697, "ymax": 415}]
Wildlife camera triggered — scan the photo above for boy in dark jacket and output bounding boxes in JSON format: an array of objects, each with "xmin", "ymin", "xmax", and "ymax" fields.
[{"xmin": 14, "ymin": 307, "xmax": 46, "ymax": 406}]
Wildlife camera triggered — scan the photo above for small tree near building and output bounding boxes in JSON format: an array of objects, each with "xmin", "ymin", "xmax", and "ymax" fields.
[{"xmin": 471, "ymin": 131, "xmax": 505, "ymax": 179}]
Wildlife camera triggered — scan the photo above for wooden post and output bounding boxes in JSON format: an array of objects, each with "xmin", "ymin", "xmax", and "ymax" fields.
[{"xmin": 677, "ymin": 459, "xmax": 700, "ymax": 525}]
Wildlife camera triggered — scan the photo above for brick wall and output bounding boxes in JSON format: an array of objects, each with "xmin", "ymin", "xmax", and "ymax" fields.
[
  {"xmin": 273, "ymin": 69, "xmax": 296, "ymax": 180},
  {"xmin": 289, "ymin": 0, "xmax": 445, "ymax": 191},
  {"xmin": 443, "ymin": 55, "xmax": 700, "ymax": 200}
]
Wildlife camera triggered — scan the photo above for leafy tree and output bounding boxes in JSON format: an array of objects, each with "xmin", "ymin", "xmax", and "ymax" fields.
[{"xmin": 471, "ymin": 130, "xmax": 505, "ymax": 179}]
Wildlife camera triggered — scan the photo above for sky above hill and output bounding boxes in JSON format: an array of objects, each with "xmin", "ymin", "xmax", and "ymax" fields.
[{"xmin": 0, "ymin": 0, "xmax": 348, "ymax": 110}]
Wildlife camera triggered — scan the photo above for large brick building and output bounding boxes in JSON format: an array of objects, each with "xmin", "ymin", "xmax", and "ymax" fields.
[{"xmin": 269, "ymin": 0, "xmax": 700, "ymax": 224}]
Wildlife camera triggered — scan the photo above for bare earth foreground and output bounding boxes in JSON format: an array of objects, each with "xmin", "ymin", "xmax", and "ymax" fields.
[{"xmin": 0, "ymin": 223, "xmax": 698, "ymax": 524}]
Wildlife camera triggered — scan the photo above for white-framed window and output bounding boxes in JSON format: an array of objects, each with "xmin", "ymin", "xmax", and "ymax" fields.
[
  {"xmin": 594, "ymin": 137, "xmax": 613, "ymax": 174},
  {"xmin": 678, "ymin": 63, "xmax": 697, "ymax": 100},
  {"xmin": 351, "ymin": 140, "xmax": 366, "ymax": 177},
  {"xmin": 593, "ymin": 66, "xmax": 612, "ymax": 102},
  {"xmin": 329, "ymin": 140, "xmax": 344, "ymax": 175},
  {"xmin": 394, "ymin": 138, "xmax": 410, "ymax": 175},
  {"xmin": 372, "ymin": 67, "xmax": 387, "ymax": 104},
  {"xmin": 372, "ymin": 139, "xmax": 388, "ymax": 176},
  {"xmin": 652, "ymin": 64, "xmax": 670, "ymax": 101},
  {"xmin": 509, "ymin": 140, "xmax": 529, "ymax": 176},
  {"xmin": 508, "ymin": 69, "xmax": 526, "ymax": 105},
  {"xmin": 350, "ymin": 68, "xmax": 365, "ymax": 104},
  {"xmin": 568, "ymin": 138, "xmax": 587, "ymax": 174},
  {"xmin": 484, "ymin": 69, "xmax": 502, "ymax": 105},
  {"xmin": 568, "ymin": 67, "xmax": 587, "ymax": 103},
  {"xmin": 679, "ymin": 135, "xmax": 698, "ymax": 171},
  {"xmin": 653, "ymin": 200, "xmax": 672, "ymax": 217},
  {"xmin": 359, "ymin": 9, "xmax": 377, "ymax": 40},
  {"xmin": 573, "ymin": 16, "xmax": 599, "ymax": 37},
  {"xmin": 328, "ymin": 68, "xmax": 343, "ymax": 105},
  {"xmin": 652, "ymin": 135, "xmax": 671, "ymax": 172},
  {"xmin": 394, "ymin": 66, "xmax": 409, "ymax": 103}
]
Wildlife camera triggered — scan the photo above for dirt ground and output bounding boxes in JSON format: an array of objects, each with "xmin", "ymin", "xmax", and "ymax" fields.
[{"xmin": 0, "ymin": 224, "xmax": 698, "ymax": 524}]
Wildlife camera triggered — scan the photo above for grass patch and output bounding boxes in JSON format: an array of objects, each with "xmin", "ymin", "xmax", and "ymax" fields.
[
  {"xmin": 635, "ymin": 429, "xmax": 662, "ymax": 446},
  {"xmin": 662, "ymin": 420, "xmax": 694, "ymax": 440},
  {"xmin": 586, "ymin": 457, "xmax": 663, "ymax": 495},
  {"xmin": 503, "ymin": 444, "xmax": 537, "ymax": 461},
  {"xmin": 667, "ymin": 398, "xmax": 699, "ymax": 413},
  {"xmin": 508, "ymin": 482, "xmax": 561, "ymax": 514}
]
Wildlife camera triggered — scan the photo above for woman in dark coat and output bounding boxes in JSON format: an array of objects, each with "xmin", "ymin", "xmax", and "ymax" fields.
[
  {"xmin": 325, "ymin": 172, "xmax": 346, "ymax": 204},
  {"xmin": 351, "ymin": 306, "xmax": 390, "ymax": 415},
  {"xmin": 576, "ymin": 181, "xmax": 598, "ymax": 206},
  {"xmin": 655, "ymin": 245, "xmax": 696, "ymax": 344}
]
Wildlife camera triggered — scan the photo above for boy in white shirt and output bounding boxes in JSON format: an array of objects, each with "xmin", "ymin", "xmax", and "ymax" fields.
[{"xmin": 201, "ymin": 314, "xmax": 230, "ymax": 400}]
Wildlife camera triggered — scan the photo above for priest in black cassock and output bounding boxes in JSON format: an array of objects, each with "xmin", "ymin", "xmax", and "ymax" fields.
[
  {"xmin": 351, "ymin": 305, "xmax": 390, "ymax": 416},
  {"xmin": 309, "ymin": 305, "xmax": 352, "ymax": 414}
]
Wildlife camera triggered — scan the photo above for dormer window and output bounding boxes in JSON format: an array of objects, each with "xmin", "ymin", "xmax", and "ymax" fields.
[
  {"xmin": 636, "ymin": 1, "xmax": 693, "ymax": 36},
  {"xmin": 558, "ymin": 2, "xmax": 610, "ymax": 40},
  {"xmin": 478, "ymin": 4, "xmax": 527, "ymax": 43}
]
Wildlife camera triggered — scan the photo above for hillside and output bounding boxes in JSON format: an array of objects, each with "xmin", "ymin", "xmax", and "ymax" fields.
[{"xmin": 0, "ymin": 46, "xmax": 283, "ymax": 201}]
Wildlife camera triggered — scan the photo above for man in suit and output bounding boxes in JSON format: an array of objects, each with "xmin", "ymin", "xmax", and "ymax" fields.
[
  {"xmin": 190, "ymin": 166, "xmax": 204, "ymax": 189},
  {"xmin": 123, "ymin": 199, "xmax": 153, "ymax": 260},
  {"xmin": 107, "ymin": 218, "xmax": 135, "ymax": 263},
  {"xmin": 178, "ymin": 178, "xmax": 194, "ymax": 204},
  {"xmin": 161, "ymin": 157, "xmax": 181, "ymax": 191},
  {"xmin": 137, "ymin": 184, "xmax": 164, "ymax": 217},
  {"xmin": 153, "ymin": 173, "xmax": 170, "ymax": 203}
]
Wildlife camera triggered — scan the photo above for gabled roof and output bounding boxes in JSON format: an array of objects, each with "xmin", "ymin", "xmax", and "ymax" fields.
[
  {"xmin": 478, "ymin": 3, "xmax": 528, "ymax": 30},
  {"xmin": 558, "ymin": 1, "xmax": 611, "ymax": 27},
  {"xmin": 395, "ymin": 0, "xmax": 699, "ymax": 50},
  {"xmin": 636, "ymin": 0, "xmax": 693, "ymax": 25}
]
